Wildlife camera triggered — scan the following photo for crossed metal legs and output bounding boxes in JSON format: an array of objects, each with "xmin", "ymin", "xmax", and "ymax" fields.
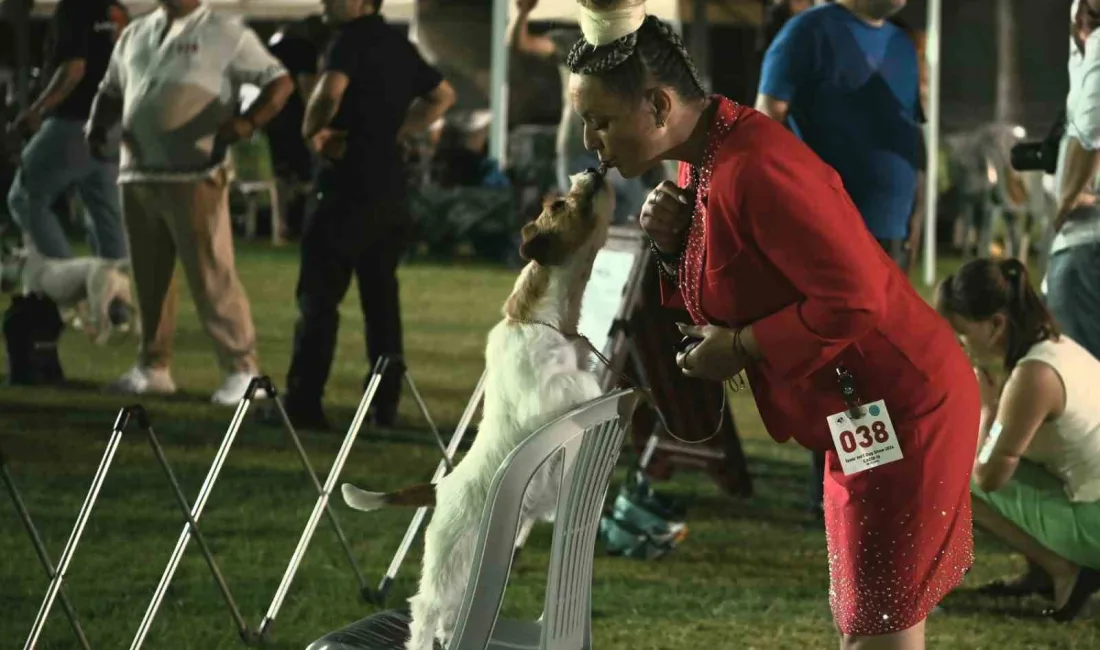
[{"xmin": 9, "ymin": 355, "xmax": 454, "ymax": 647}]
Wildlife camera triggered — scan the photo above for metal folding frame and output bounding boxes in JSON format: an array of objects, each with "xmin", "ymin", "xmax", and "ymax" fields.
[
  {"xmin": 362, "ymin": 369, "xmax": 486, "ymax": 606},
  {"xmin": 18, "ymin": 410, "xmax": 124, "ymax": 650},
  {"xmin": 2, "ymin": 445, "xmax": 92, "ymax": 650},
  {"xmin": 255, "ymin": 357, "xmax": 454, "ymax": 641},
  {"xmin": 125, "ymin": 356, "xmax": 449, "ymax": 646}
]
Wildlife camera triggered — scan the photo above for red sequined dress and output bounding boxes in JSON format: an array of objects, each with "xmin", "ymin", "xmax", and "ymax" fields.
[{"xmin": 659, "ymin": 96, "xmax": 980, "ymax": 635}]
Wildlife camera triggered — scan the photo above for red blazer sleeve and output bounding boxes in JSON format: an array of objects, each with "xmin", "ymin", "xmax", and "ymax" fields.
[{"xmin": 738, "ymin": 150, "xmax": 888, "ymax": 382}]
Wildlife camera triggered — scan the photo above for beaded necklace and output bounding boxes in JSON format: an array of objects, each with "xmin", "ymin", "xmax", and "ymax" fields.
[{"xmin": 679, "ymin": 96, "xmax": 742, "ymax": 326}]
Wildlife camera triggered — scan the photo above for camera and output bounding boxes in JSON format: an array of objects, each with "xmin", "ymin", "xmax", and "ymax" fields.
[
  {"xmin": 1010, "ymin": 140, "xmax": 1059, "ymax": 175},
  {"xmin": 1010, "ymin": 111, "xmax": 1066, "ymax": 175}
]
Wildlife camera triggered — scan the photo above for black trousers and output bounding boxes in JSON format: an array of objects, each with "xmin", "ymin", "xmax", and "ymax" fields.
[
  {"xmin": 285, "ymin": 190, "xmax": 410, "ymax": 421},
  {"xmin": 807, "ymin": 235, "xmax": 909, "ymax": 509}
]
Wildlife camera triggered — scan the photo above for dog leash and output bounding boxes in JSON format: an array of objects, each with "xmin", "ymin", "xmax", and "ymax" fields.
[{"xmin": 510, "ymin": 318, "xmax": 732, "ymax": 445}]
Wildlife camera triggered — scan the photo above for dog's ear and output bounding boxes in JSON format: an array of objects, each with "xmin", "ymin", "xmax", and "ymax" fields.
[{"xmin": 518, "ymin": 223, "xmax": 566, "ymax": 266}]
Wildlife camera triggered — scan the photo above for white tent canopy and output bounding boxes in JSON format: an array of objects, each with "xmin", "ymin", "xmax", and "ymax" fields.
[{"xmin": 29, "ymin": 0, "xmax": 679, "ymax": 24}]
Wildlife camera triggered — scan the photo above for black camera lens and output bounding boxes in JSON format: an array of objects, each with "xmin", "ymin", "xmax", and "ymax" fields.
[{"xmin": 1010, "ymin": 141, "xmax": 1046, "ymax": 173}]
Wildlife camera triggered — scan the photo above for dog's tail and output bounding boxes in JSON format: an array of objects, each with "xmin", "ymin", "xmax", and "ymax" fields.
[{"xmin": 341, "ymin": 482, "xmax": 436, "ymax": 512}]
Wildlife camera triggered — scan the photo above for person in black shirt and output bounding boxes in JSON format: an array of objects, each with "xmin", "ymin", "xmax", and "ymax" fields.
[
  {"xmin": 282, "ymin": 0, "xmax": 455, "ymax": 430},
  {"xmin": 5, "ymin": 0, "xmax": 128, "ymax": 260}
]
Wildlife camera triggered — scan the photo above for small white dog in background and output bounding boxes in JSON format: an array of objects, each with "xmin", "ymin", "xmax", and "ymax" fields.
[
  {"xmin": 4, "ymin": 244, "xmax": 139, "ymax": 345},
  {"xmin": 341, "ymin": 168, "xmax": 615, "ymax": 650}
]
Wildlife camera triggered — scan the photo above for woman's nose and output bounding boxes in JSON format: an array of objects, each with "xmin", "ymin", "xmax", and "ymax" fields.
[{"xmin": 582, "ymin": 125, "xmax": 601, "ymax": 153}]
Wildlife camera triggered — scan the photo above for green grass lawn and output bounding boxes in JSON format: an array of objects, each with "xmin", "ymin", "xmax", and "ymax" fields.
[{"xmin": 1, "ymin": 245, "xmax": 1097, "ymax": 649}]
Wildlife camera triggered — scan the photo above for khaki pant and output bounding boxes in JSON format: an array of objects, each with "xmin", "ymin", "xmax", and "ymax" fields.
[{"xmin": 120, "ymin": 170, "xmax": 257, "ymax": 373}]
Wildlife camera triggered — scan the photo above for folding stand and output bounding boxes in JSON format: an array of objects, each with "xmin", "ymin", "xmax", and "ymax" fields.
[
  {"xmin": 1, "ymin": 445, "xmax": 91, "ymax": 650},
  {"xmin": 254, "ymin": 358, "xmax": 455, "ymax": 640},
  {"xmin": 256, "ymin": 356, "xmax": 395, "ymax": 640},
  {"xmin": 363, "ymin": 369, "xmax": 487, "ymax": 607},
  {"xmin": 20, "ymin": 410, "xmax": 125, "ymax": 650},
  {"xmin": 128, "ymin": 381, "xmax": 269, "ymax": 650}
]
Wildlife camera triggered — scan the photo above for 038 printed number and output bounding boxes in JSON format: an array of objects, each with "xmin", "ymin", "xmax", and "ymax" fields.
[{"xmin": 838, "ymin": 420, "xmax": 890, "ymax": 454}]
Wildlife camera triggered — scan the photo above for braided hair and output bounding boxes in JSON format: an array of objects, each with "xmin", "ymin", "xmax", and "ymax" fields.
[
  {"xmin": 935, "ymin": 258, "xmax": 1059, "ymax": 370},
  {"xmin": 566, "ymin": 15, "xmax": 706, "ymax": 102}
]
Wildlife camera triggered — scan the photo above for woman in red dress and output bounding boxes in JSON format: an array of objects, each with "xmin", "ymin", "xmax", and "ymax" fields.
[{"xmin": 566, "ymin": 15, "xmax": 980, "ymax": 649}]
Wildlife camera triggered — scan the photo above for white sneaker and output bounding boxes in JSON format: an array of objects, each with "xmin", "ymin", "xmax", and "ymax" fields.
[
  {"xmin": 107, "ymin": 365, "xmax": 178, "ymax": 396},
  {"xmin": 210, "ymin": 371, "xmax": 268, "ymax": 406}
]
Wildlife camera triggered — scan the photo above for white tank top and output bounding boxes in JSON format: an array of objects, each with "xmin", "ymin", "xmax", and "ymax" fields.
[{"xmin": 1019, "ymin": 336, "xmax": 1100, "ymax": 502}]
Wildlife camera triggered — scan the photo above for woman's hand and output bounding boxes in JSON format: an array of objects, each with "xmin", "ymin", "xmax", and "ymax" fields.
[
  {"xmin": 675, "ymin": 323, "xmax": 746, "ymax": 381},
  {"xmin": 639, "ymin": 181, "xmax": 693, "ymax": 255}
]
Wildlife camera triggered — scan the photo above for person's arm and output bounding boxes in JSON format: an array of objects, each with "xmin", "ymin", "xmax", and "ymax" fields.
[
  {"xmin": 734, "ymin": 148, "xmax": 890, "ymax": 382},
  {"xmin": 23, "ymin": 63, "xmax": 86, "ymax": 121},
  {"xmin": 396, "ymin": 50, "xmax": 456, "ymax": 141},
  {"xmin": 972, "ymin": 362, "xmax": 1064, "ymax": 493},
  {"xmin": 302, "ymin": 26, "xmax": 359, "ymax": 153},
  {"xmin": 1055, "ymin": 136, "xmax": 1100, "ymax": 230},
  {"xmin": 1067, "ymin": 31, "xmax": 1100, "ymax": 149},
  {"xmin": 1058, "ymin": 30, "xmax": 1100, "ymax": 230},
  {"xmin": 220, "ymin": 28, "xmax": 292, "ymax": 146},
  {"xmin": 85, "ymin": 23, "xmax": 131, "ymax": 156},
  {"xmin": 397, "ymin": 80, "xmax": 457, "ymax": 141},
  {"xmin": 13, "ymin": 0, "xmax": 90, "ymax": 131},
  {"xmin": 906, "ymin": 169, "xmax": 926, "ymax": 270},
  {"xmin": 302, "ymin": 71, "xmax": 346, "ymax": 142},
  {"xmin": 754, "ymin": 94, "xmax": 790, "ymax": 126},
  {"xmin": 754, "ymin": 14, "xmax": 813, "ymax": 128},
  {"xmin": 508, "ymin": 1, "xmax": 557, "ymax": 59}
]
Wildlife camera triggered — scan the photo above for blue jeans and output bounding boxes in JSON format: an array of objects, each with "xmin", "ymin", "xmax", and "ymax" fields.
[
  {"xmin": 1046, "ymin": 242, "xmax": 1100, "ymax": 360},
  {"xmin": 558, "ymin": 152, "xmax": 651, "ymax": 226},
  {"xmin": 6, "ymin": 117, "xmax": 126, "ymax": 259}
]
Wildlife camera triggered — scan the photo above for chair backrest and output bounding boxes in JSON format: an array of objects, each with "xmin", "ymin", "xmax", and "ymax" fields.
[{"xmin": 448, "ymin": 389, "xmax": 636, "ymax": 650}]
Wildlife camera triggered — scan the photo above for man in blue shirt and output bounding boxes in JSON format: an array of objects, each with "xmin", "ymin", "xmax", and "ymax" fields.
[
  {"xmin": 756, "ymin": 0, "xmax": 924, "ymax": 272},
  {"xmin": 756, "ymin": 0, "xmax": 924, "ymax": 518}
]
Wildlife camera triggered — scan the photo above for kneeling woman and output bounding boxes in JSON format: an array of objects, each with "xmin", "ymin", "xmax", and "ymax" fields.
[{"xmin": 938, "ymin": 258, "xmax": 1100, "ymax": 621}]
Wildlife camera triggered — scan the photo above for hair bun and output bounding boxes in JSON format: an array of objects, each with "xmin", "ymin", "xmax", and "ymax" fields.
[{"xmin": 577, "ymin": 0, "xmax": 647, "ymax": 46}]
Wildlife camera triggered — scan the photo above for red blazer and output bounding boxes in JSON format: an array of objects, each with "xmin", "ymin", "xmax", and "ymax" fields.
[{"xmin": 663, "ymin": 100, "xmax": 969, "ymax": 452}]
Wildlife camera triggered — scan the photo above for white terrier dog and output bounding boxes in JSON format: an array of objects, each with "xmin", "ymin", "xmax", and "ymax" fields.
[
  {"xmin": 7, "ymin": 244, "xmax": 139, "ymax": 344},
  {"xmin": 341, "ymin": 168, "xmax": 615, "ymax": 650}
]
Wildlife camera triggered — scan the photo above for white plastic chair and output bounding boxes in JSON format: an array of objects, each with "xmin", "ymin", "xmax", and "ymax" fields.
[{"xmin": 306, "ymin": 388, "xmax": 637, "ymax": 650}]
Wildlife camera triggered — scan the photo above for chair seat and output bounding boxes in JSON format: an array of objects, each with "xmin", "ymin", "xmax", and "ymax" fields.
[
  {"xmin": 306, "ymin": 612, "xmax": 541, "ymax": 650},
  {"xmin": 483, "ymin": 618, "xmax": 542, "ymax": 649},
  {"xmin": 305, "ymin": 609, "xmax": 425, "ymax": 650}
]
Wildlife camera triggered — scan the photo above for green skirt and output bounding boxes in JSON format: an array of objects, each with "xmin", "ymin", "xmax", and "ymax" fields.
[{"xmin": 972, "ymin": 460, "xmax": 1100, "ymax": 569}]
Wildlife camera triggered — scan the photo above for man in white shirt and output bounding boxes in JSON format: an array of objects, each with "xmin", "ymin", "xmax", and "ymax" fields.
[
  {"xmin": 1048, "ymin": 0, "xmax": 1100, "ymax": 360},
  {"xmin": 85, "ymin": 0, "xmax": 293, "ymax": 404}
]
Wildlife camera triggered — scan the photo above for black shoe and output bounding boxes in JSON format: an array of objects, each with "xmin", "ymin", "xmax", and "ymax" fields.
[
  {"xmin": 369, "ymin": 406, "xmax": 397, "ymax": 429},
  {"xmin": 976, "ymin": 577, "xmax": 1054, "ymax": 600},
  {"xmin": 1043, "ymin": 567, "xmax": 1100, "ymax": 622}
]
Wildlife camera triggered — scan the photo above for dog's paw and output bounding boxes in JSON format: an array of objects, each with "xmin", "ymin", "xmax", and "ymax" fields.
[{"xmin": 341, "ymin": 483, "xmax": 388, "ymax": 512}]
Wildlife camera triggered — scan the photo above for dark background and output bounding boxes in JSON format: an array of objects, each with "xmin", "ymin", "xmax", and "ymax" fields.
[{"xmin": 0, "ymin": 0, "xmax": 1075, "ymax": 137}]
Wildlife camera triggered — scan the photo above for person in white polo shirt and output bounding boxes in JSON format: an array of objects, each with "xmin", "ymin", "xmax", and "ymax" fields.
[
  {"xmin": 85, "ymin": 0, "xmax": 293, "ymax": 404},
  {"xmin": 1047, "ymin": 0, "xmax": 1100, "ymax": 361}
]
